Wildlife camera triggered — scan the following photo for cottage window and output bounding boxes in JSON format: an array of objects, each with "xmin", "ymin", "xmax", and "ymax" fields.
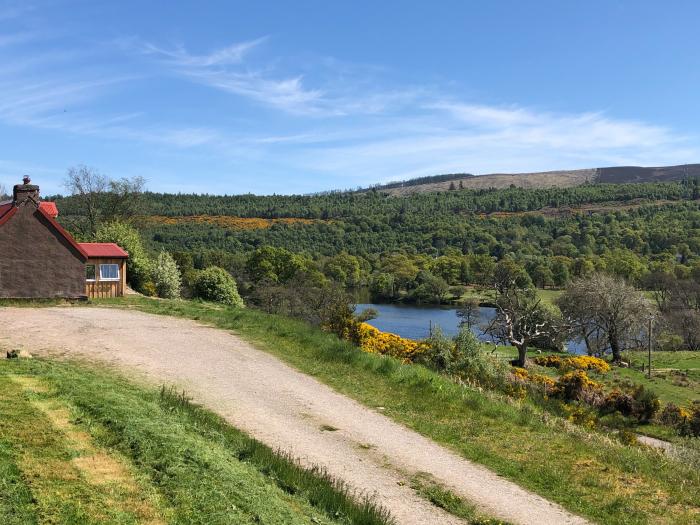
[
  {"xmin": 86, "ymin": 265, "xmax": 96, "ymax": 281},
  {"xmin": 99, "ymin": 264, "xmax": 120, "ymax": 281}
]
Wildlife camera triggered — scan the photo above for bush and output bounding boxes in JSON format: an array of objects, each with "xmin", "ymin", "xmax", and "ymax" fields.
[
  {"xmin": 601, "ymin": 386, "xmax": 659, "ymax": 423},
  {"xmin": 154, "ymin": 251, "xmax": 182, "ymax": 299},
  {"xmin": 94, "ymin": 221, "xmax": 153, "ymax": 293},
  {"xmin": 193, "ymin": 267, "xmax": 244, "ymax": 307},
  {"xmin": 553, "ymin": 371, "xmax": 604, "ymax": 405},
  {"xmin": 601, "ymin": 389, "xmax": 635, "ymax": 416},
  {"xmin": 532, "ymin": 355, "xmax": 610, "ymax": 373},
  {"xmin": 631, "ymin": 386, "xmax": 660, "ymax": 423},
  {"xmin": 357, "ymin": 323, "xmax": 427, "ymax": 362},
  {"xmin": 415, "ymin": 328, "xmax": 454, "ymax": 372},
  {"xmin": 658, "ymin": 403, "xmax": 689, "ymax": 427},
  {"xmin": 678, "ymin": 402, "xmax": 700, "ymax": 437},
  {"xmin": 450, "ymin": 328, "xmax": 508, "ymax": 387}
]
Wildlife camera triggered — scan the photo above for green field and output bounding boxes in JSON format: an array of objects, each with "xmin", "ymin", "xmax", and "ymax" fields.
[
  {"xmin": 91, "ymin": 296, "xmax": 700, "ymax": 525},
  {"xmin": 0, "ymin": 358, "xmax": 390, "ymax": 525}
]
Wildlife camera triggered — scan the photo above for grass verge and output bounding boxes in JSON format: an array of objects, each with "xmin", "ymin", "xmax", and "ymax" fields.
[
  {"xmin": 0, "ymin": 358, "xmax": 392, "ymax": 525},
  {"xmin": 89, "ymin": 296, "xmax": 700, "ymax": 525}
]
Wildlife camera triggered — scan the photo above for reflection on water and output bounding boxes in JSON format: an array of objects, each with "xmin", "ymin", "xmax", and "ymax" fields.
[{"xmin": 357, "ymin": 303, "xmax": 584, "ymax": 354}]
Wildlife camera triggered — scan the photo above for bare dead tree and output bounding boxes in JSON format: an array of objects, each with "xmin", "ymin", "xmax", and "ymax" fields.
[
  {"xmin": 0, "ymin": 182, "xmax": 8, "ymax": 200},
  {"xmin": 557, "ymin": 274, "xmax": 655, "ymax": 362},
  {"xmin": 63, "ymin": 165, "xmax": 146, "ymax": 237},
  {"xmin": 64, "ymin": 165, "xmax": 109, "ymax": 236}
]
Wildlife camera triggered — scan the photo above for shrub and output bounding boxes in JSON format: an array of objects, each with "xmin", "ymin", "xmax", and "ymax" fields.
[
  {"xmin": 193, "ymin": 267, "xmax": 244, "ymax": 307},
  {"xmin": 631, "ymin": 386, "xmax": 660, "ymax": 423},
  {"xmin": 154, "ymin": 251, "xmax": 182, "ymax": 299},
  {"xmin": 601, "ymin": 389, "xmax": 635, "ymax": 416},
  {"xmin": 533, "ymin": 354, "xmax": 610, "ymax": 373},
  {"xmin": 689, "ymin": 405, "xmax": 700, "ymax": 437},
  {"xmin": 415, "ymin": 327, "xmax": 454, "ymax": 371},
  {"xmin": 357, "ymin": 323, "xmax": 426, "ymax": 362},
  {"xmin": 94, "ymin": 221, "xmax": 153, "ymax": 293},
  {"xmin": 532, "ymin": 355, "xmax": 563, "ymax": 368},
  {"xmin": 566, "ymin": 356, "xmax": 611, "ymax": 373},
  {"xmin": 553, "ymin": 371, "xmax": 604, "ymax": 405},
  {"xmin": 658, "ymin": 403, "xmax": 690, "ymax": 427},
  {"xmin": 450, "ymin": 328, "xmax": 508, "ymax": 387},
  {"xmin": 678, "ymin": 402, "xmax": 700, "ymax": 437},
  {"xmin": 601, "ymin": 386, "xmax": 659, "ymax": 423}
]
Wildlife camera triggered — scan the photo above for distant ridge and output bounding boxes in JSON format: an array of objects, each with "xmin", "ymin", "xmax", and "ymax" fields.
[{"xmin": 365, "ymin": 163, "xmax": 700, "ymax": 195}]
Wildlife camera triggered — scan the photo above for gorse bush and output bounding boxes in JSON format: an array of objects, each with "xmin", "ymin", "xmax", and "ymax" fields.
[
  {"xmin": 357, "ymin": 323, "xmax": 427, "ymax": 362},
  {"xmin": 193, "ymin": 266, "xmax": 244, "ymax": 307},
  {"xmin": 154, "ymin": 250, "xmax": 182, "ymax": 299},
  {"xmin": 532, "ymin": 355, "xmax": 610, "ymax": 373}
]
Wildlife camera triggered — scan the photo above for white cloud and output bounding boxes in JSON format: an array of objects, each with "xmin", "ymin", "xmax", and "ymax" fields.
[
  {"xmin": 142, "ymin": 38, "xmax": 266, "ymax": 67},
  {"xmin": 287, "ymin": 104, "xmax": 697, "ymax": 185}
]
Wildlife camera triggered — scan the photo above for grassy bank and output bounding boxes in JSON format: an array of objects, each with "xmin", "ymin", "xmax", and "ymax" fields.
[
  {"xmin": 0, "ymin": 358, "xmax": 391, "ymax": 525},
  {"xmin": 92, "ymin": 296, "xmax": 700, "ymax": 525}
]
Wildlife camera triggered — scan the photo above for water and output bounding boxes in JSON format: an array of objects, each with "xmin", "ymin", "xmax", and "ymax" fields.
[
  {"xmin": 357, "ymin": 303, "xmax": 492, "ymax": 340},
  {"xmin": 357, "ymin": 303, "xmax": 584, "ymax": 354}
]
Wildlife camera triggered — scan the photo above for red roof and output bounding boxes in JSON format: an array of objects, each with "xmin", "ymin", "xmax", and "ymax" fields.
[
  {"xmin": 78, "ymin": 243, "xmax": 129, "ymax": 258},
  {"xmin": 39, "ymin": 201, "xmax": 58, "ymax": 218},
  {"xmin": 0, "ymin": 202, "xmax": 12, "ymax": 221}
]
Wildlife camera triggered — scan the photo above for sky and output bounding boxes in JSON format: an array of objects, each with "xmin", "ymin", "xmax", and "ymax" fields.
[{"xmin": 1, "ymin": 0, "xmax": 700, "ymax": 196}]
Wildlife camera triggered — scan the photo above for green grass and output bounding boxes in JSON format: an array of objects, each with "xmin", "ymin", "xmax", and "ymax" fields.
[
  {"xmin": 410, "ymin": 474, "xmax": 511, "ymax": 525},
  {"xmin": 0, "ymin": 358, "xmax": 392, "ymax": 525},
  {"xmin": 90, "ymin": 296, "xmax": 700, "ymax": 524}
]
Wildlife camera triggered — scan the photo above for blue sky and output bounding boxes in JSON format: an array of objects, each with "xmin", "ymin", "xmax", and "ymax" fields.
[{"xmin": 1, "ymin": 1, "xmax": 699, "ymax": 195}]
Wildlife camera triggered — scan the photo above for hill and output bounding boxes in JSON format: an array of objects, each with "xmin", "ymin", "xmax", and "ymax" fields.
[{"xmin": 370, "ymin": 164, "xmax": 700, "ymax": 195}]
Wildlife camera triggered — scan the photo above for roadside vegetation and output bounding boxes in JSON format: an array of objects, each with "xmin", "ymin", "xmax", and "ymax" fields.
[
  {"xmin": 0, "ymin": 357, "xmax": 392, "ymax": 525},
  {"xmin": 94, "ymin": 295, "xmax": 700, "ymax": 525}
]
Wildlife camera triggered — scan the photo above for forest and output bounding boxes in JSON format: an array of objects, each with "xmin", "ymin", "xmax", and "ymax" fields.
[{"xmin": 52, "ymin": 178, "xmax": 700, "ymax": 292}]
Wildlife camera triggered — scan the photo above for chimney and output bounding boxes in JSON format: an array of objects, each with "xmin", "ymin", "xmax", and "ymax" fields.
[{"xmin": 13, "ymin": 175, "xmax": 40, "ymax": 207}]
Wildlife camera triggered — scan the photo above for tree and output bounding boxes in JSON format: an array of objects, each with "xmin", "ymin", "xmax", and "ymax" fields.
[
  {"xmin": 103, "ymin": 175, "xmax": 146, "ymax": 222},
  {"xmin": 0, "ymin": 183, "xmax": 8, "ymax": 200},
  {"xmin": 485, "ymin": 260, "xmax": 562, "ymax": 367},
  {"xmin": 412, "ymin": 271, "xmax": 449, "ymax": 303},
  {"xmin": 551, "ymin": 258, "xmax": 570, "ymax": 288},
  {"xmin": 63, "ymin": 165, "xmax": 145, "ymax": 236},
  {"xmin": 324, "ymin": 252, "xmax": 363, "ymax": 287},
  {"xmin": 557, "ymin": 274, "xmax": 655, "ymax": 362},
  {"xmin": 456, "ymin": 298, "xmax": 480, "ymax": 330},
  {"xmin": 246, "ymin": 246, "xmax": 310, "ymax": 283},
  {"xmin": 64, "ymin": 165, "xmax": 109, "ymax": 236},
  {"xmin": 154, "ymin": 251, "xmax": 182, "ymax": 299},
  {"xmin": 193, "ymin": 267, "xmax": 244, "ymax": 307},
  {"xmin": 94, "ymin": 221, "xmax": 153, "ymax": 294}
]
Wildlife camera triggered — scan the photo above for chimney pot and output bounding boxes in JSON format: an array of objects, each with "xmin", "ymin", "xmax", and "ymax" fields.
[{"xmin": 13, "ymin": 176, "xmax": 40, "ymax": 207}]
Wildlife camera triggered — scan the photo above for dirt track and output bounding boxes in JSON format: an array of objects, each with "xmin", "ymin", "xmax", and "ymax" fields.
[{"xmin": 0, "ymin": 307, "xmax": 589, "ymax": 525}]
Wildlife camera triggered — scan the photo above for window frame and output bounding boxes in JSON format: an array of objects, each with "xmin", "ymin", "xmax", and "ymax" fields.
[
  {"xmin": 99, "ymin": 263, "xmax": 120, "ymax": 282},
  {"xmin": 85, "ymin": 264, "xmax": 96, "ymax": 282}
]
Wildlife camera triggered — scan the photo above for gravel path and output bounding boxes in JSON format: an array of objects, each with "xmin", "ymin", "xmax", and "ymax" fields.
[{"xmin": 1, "ymin": 307, "xmax": 589, "ymax": 525}]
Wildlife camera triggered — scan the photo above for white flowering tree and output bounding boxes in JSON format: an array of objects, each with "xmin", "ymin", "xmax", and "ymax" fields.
[{"xmin": 154, "ymin": 250, "xmax": 182, "ymax": 299}]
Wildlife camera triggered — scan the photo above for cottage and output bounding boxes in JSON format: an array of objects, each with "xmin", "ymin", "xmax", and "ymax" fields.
[{"xmin": 0, "ymin": 177, "xmax": 128, "ymax": 299}]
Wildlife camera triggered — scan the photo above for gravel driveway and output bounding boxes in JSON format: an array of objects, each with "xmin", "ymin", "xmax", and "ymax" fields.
[{"xmin": 0, "ymin": 307, "xmax": 589, "ymax": 525}]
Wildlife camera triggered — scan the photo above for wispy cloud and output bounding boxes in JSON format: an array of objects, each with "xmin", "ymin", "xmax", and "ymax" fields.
[
  {"xmin": 142, "ymin": 38, "xmax": 266, "ymax": 67},
  {"xmin": 287, "ymin": 103, "xmax": 697, "ymax": 185},
  {"xmin": 141, "ymin": 38, "xmax": 330, "ymax": 115}
]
